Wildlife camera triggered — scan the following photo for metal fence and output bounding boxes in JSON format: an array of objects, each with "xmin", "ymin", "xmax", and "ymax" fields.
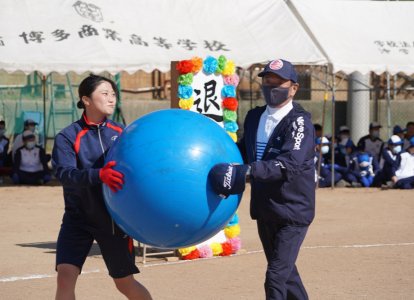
[{"xmin": 1, "ymin": 68, "xmax": 413, "ymax": 148}]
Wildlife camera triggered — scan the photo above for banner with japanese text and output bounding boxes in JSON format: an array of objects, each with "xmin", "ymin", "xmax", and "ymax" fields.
[{"xmin": 0, "ymin": 0, "xmax": 326, "ymax": 74}]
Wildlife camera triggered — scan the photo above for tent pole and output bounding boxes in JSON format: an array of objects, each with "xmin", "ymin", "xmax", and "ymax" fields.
[
  {"xmin": 330, "ymin": 70, "xmax": 336, "ymax": 189},
  {"xmin": 386, "ymin": 72, "xmax": 392, "ymax": 138},
  {"xmin": 42, "ymin": 75, "xmax": 47, "ymax": 149},
  {"xmin": 249, "ymin": 66, "xmax": 253, "ymax": 110},
  {"xmin": 317, "ymin": 65, "xmax": 329, "ymax": 189}
]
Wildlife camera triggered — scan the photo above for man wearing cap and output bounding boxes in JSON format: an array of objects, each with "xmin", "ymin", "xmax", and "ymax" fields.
[
  {"xmin": 403, "ymin": 121, "xmax": 414, "ymax": 151},
  {"xmin": 357, "ymin": 122, "xmax": 384, "ymax": 165},
  {"xmin": 373, "ymin": 135, "xmax": 403, "ymax": 187},
  {"xmin": 335, "ymin": 125, "xmax": 356, "ymax": 168},
  {"xmin": 11, "ymin": 130, "xmax": 51, "ymax": 185},
  {"xmin": 315, "ymin": 136, "xmax": 342, "ymax": 188},
  {"xmin": 209, "ymin": 59, "xmax": 315, "ymax": 299},
  {"xmin": 393, "ymin": 125, "xmax": 406, "ymax": 141},
  {"xmin": 11, "ymin": 119, "xmax": 40, "ymax": 161},
  {"xmin": 392, "ymin": 136, "xmax": 414, "ymax": 189}
]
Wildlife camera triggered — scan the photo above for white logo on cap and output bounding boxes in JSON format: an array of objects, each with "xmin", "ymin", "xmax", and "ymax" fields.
[{"xmin": 269, "ymin": 59, "xmax": 283, "ymax": 70}]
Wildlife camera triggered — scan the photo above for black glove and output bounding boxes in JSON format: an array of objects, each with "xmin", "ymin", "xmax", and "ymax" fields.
[{"xmin": 208, "ymin": 163, "xmax": 251, "ymax": 198}]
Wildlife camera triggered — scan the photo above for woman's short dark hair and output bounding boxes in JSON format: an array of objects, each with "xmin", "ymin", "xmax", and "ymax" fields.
[{"xmin": 77, "ymin": 74, "xmax": 119, "ymax": 109}]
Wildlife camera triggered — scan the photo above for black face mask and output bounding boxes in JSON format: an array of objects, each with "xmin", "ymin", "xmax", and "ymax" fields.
[{"xmin": 262, "ymin": 86, "xmax": 290, "ymax": 107}]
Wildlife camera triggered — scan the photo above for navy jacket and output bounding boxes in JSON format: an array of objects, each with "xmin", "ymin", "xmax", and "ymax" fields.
[
  {"xmin": 14, "ymin": 145, "xmax": 49, "ymax": 173},
  {"xmin": 52, "ymin": 114, "xmax": 124, "ymax": 230},
  {"xmin": 381, "ymin": 148, "xmax": 401, "ymax": 177},
  {"xmin": 238, "ymin": 103, "xmax": 316, "ymax": 225}
]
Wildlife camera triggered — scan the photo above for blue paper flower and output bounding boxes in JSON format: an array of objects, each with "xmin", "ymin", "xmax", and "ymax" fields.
[
  {"xmin": 203, "ymin": 56, "xmax": 218, "ymax": 74},
  {"xmin": 224, "ymin": 121, "xmax": 239, "ymax": 132},
  {"xmin": 178, "ymin": 85, "xmax": 193, "ymax": 99},
  {"xmin": 228, "ymin": 213, "xmax": 239, "ymax": 226},
  {"xmin": 222, "ymin": 85, "xmax": 236, "ymax": 98}
]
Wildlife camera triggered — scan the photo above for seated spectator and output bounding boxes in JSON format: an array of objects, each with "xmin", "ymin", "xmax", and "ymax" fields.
[
  {"xmin": 314, "ymin": 123, "xmax": 323, "ymax": 139},
  {"xmin": 392, "ymin": 137, "xmax": 414, "ymax": 189},
  {"xmin": 403, "ymin": 121, "xmax": 414, "ymax": 151},
  {"xmin": 0, "ymin": 120, "xmax": 9, "ymax": 167},
  {"xmin": 357, "ymin": 122, "xmax": 384, "ymax": 165},
  {"xmin": 335, "ymin": 125, "xmax": 356, "ymax": 168},
  {"xmin": 11, "ymin": 130, "xmax": 51, "ymax": 185},
  {"xmin": 373, "ymin": 135, "xmax": 403, "ymax": 187},
  {"xmin": 12, "ymin": 119, "xmax": 40, "ymax": 161},
  {"xmin": 393, "ymin": 125, "xmax": 406, "ymax": 141},
  {"xmin": 315, "ymin": 136, "xmax": 342, "ymax": 188},
  {"xmin": 347, "ymin": 150, "xmax": 379, "ymax": 187},
  {"xmin": 0, "ymin": 120, "xmax": 11, "ymax": 183}
]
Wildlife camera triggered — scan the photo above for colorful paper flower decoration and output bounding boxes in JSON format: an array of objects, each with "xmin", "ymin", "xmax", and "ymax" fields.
[
  {"xmin": 176, "ymin": 55, "xmax": 240, "ymax": 142},
  {"xmin": 176, "ymin": 57, "xmax": 243, "ymax": 260},
  {"xmin": 179, "ymin": 212, "xmax": 242, "ymax": 260}
]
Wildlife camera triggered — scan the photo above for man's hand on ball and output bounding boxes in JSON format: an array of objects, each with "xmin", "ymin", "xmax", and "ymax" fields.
[
  {"xmin": 100, "ymin": 161, "xmax": 124, "ymax": 193},
  {"xmin": 208, "ymin": 163, "xmax": 251, "ymax": 198}
]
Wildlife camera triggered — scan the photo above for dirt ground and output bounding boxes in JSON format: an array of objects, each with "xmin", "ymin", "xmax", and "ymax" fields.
[{"xmin": 0, "ymin": 184, "xmax": 413, "ymax": 300}]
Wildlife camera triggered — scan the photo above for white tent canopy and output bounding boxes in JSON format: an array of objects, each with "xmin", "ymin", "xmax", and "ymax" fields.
[
  {"xmin": 0, "ymin": 0, "xmax": 327, "ymax": 75},
  {"xmin": 290, "ymin": 0, "xmax": 414, "ymax": 75}
]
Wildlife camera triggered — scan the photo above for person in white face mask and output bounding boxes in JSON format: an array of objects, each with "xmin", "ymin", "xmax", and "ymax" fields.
[
  {"xmin": 335, "ymin": 125, "xmax": 356, "ymax": 168},
  {"xmin": 11, "ymin": 118, "xmax": 40, "ymax": 161},
  {"xmin": 357, "ymin": 122, "xmax": 384, "ymax": 165},
  {"xmin": 373, "ymin": 135, "xmax": 403, "ymax": 187},
  {"xmin": 11, "ymin": 130, "xmax": 51, "ymax": 185},
  {"xmin": 315, "ymin": 136, "xmax": 343, "ymax": 188},
  {"xmin": 392, "ymin": 136, "xmax": 414, "ymax": 189}
]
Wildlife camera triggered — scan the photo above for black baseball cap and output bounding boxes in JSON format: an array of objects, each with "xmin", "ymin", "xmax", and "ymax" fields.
[
  {"xmin": 208, "ymin": 163, "xmax": 249, "ymax": 197},
  {"xmin": 24, "ymin": 119, "xmax": 38, "ymax": 126}
]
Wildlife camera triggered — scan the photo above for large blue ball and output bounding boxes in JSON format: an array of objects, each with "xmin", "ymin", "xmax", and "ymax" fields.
[{"xmin": 103, "ymin": 109, "xmax": 243, "ymax": 248}]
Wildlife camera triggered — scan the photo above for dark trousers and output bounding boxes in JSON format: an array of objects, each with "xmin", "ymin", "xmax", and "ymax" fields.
[
  {"xmin": 257, "ymin": 220, "xmax": 309, "ymax": 300},
  {"xmin": 395, "ymin": 176, "xmax": 414, "ymax": 189},
  {"xmin": 12, "ymin": 170, "xmax": 49, "ymax": 185}
]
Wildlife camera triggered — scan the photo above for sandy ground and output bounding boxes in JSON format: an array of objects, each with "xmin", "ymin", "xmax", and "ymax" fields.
[{"xmin": 0, "ymin": 184, "xmax": 413, "ymax": 300}]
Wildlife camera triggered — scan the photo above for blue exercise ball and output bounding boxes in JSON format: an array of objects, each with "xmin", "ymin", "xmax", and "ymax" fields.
[{"xmin": 103, "ymin": 109, "xmax": 243, "ymax": 248}]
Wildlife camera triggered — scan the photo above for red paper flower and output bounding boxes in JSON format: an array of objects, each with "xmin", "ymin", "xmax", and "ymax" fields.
[
  {"xmin": 183, "ymin": 249, "xmax": 200, "ymax": 260},
  {"xmin": 222, "ymin": 97, "xmax": 238, "ymax": 111},
  {"xmin": 176, "ymin": 60, "xmax": 194, "ymax": 74},
  {"xmin": 220, "ymin": 242, "xmax": 233, "ymax": 256}
]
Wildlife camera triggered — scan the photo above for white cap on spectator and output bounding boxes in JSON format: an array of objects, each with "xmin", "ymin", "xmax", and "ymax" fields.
[
  {"xmin": 22, "ymin": 130, "xmax": 35, "ymax": 140},
  {"xmin": 339, "ymin": 125, "xmax": 350, "ymax": 133}
]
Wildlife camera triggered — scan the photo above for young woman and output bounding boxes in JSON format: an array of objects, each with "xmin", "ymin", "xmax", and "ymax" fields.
[{"xmin": 52, "ymin": 74, "xmax": 152, "ymax": 300}]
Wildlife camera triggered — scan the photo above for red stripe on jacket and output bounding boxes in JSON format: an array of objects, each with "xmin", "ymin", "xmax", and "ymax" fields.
[
  {"xmin": 106, "ymin": 122, "xmax": 123, "ymax": 134},
  {"xmin": 128, "ymin": 237, "xmax": 134, "ymax": 254},
  {"xmin": 74, "ymin": 128, "xmax": 89, "ymax": 154}
]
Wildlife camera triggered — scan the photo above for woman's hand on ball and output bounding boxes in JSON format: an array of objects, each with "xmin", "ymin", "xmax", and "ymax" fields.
[{"xmin": 100, "ymin": 161, "xmax": 124, "ymax": 192}]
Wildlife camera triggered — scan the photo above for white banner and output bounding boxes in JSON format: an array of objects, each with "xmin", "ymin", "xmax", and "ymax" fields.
[
  {"xmin": 0, "ymin": 0, "xmax": 327, "ymax": 74},
  {"xmin": 291, "ymin": 0, "xmax": 414, "ymax": 75}
]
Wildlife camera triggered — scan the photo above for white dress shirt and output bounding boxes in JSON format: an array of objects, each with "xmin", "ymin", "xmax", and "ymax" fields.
[{"xmin": 256, "ymin": 100, "xmax": 293, "ymax": 161}]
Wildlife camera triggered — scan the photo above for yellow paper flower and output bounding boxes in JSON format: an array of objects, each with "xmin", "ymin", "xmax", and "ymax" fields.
[
  {"xmin": 222, "ymin": 60, "xmax": 236, "ymax": 76},
  {"xmin": 210, "ymin": 242, "xmax": 223, "ymax": 256},
  {"xmin": 227, "ymin": 131, "xmax": 237, "ymax": 142},
  {"xmin": 224, "ymin": 224, "xmax": 240, "ymax": 239},
  {"xmin": 179, "ymin": 97, "xmax": 194, "ymax": 110},
  {"xmin": 178, "ymin": 246, "xmax": 197, "ymax": 257}
]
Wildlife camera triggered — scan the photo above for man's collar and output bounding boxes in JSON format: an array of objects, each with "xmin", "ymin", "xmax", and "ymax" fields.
[{"xmin": 265, "ymin": 100, "xmax": 293, "ymax": 118}]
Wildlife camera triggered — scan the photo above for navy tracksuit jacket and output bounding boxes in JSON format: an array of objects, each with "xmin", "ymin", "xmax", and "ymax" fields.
[
  {"xmin": 238, "ymin": 102, "xmax": 316, "ymax": 225},
  {"xmin": 52, "ymin": 114, "xmax": 124, "ymax": 232}
]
